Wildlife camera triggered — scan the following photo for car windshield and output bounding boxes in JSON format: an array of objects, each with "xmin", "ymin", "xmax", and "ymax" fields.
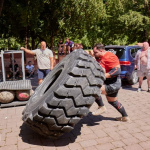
[{"xmin": 105, "ymin": 48, "xmax": 125, "ymax": 59}]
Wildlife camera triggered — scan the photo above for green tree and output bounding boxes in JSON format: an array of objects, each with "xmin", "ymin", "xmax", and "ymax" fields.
[{"xmin": 0, "ymin": 0, "xmax": 4, "ymax": 16}]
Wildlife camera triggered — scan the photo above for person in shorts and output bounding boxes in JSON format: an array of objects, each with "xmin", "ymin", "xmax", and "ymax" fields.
[
  {"xmin": 92, "ymin": 44, "xmax": 130, "ymax": 122},
  {"xmin": 21, "ymin": 41, "xmax": 54, "ymax": 84},
  {"xmin": 135, "ymin": 42, "xmax": 150, "ymax": 92}
]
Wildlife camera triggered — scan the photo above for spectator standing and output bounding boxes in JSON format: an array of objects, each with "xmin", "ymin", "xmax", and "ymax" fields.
[
  {"xmin": 92, "ymin": 44, "xmax": 130, "ymax": 122},
  {"xmin": 65, "ymin": 38, "xmax": 74, "ymax": 54},
  {"xmin": 135, "ymin": 42, "xmax": 150, "ymax": 92},
  {"xmin": 26, "ymin": 61, "xmax": 35, "ymax": 78},
  {"xmin": 21, "ymin": 41, "xmax": 54, "ymax": 85}
]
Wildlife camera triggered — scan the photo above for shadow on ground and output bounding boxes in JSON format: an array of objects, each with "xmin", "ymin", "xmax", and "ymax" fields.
[
  {"xmin": 121, "ymin": 77, "xmax": 148, "ymax": 92},
  {"xmin": 121, "ymin": 81, "xmax": 138, "ymax": 91},
  {"xmin": 19, "ymin": 113, "xmax": 116, "ymax": 147}
]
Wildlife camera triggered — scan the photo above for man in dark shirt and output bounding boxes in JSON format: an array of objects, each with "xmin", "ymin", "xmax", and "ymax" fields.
[
  {"xmin": 58, "ymin": 39, "xmax": 65, "ymax": 55},
  {"xmin": 8, "ymin": 60, "xmax": 20, "ymax": 79}
]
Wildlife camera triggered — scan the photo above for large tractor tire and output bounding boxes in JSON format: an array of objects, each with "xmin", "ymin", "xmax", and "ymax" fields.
[{"xmin": 22, "ymin": 49, "xmax": 105, "ymax": 139}]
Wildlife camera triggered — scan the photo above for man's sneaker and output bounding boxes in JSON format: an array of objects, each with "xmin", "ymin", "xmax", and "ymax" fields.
[
  {"xmin": 115, "ymin": 116, "xmax": 130, "ymax": 122},
  {"xmin": 58, "ymin": 52, "xmax": 61, "ymax": 55},
  {"xmin": 92, "ymin": 106, "xmax": 107, "ymax": 116},
  {"xmin": 137, "ymin": 88, "xmax": 141, "ymax": 92},
  {"xmin": 147, "ymin": 88, "xmax": 150, "ymax": 93}
]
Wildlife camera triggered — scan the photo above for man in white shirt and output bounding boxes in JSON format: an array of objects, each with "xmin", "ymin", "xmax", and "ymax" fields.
[
  {"xmin": 21, "ymin": 41, "xmax": 54, "ymax": 84},
  {"xmin": 26, "ymin": 61, "xmax": 35, "ymax": 78}
]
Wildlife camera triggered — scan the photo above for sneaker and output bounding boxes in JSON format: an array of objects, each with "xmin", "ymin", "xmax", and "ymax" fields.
[
  {"xmin": 92, "ymin": 106, "xmax": 107, "ymax": 116},
  {"xmin": 115, "ymin": 116, "xmax": 130, "ymax": 122},
  {"xmin": 137, "ymin": 88, "xmax": 141, "ymax": 92},
  {"xmin": 147, "ymin": 88, "xmax": 150, "ymax": 93},
  {"xmin": 58, "ymin": 52, "xmax": 61, "ymax": 55},
  {"xmin": 62, "ymin": 52, "xmax": 65, "ymax": 55}
]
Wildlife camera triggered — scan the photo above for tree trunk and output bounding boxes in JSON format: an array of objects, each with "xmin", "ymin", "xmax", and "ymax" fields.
[
  {"xmin": 50, "ymin": 36, "xmax": 54, "ymax": 51},
  {"xmin": 25, "ymin": 26, "xmax": 29, "ymax": 49},
  {"xmin": 0, "ymin": 0, "xmax": 4, "ymax": 16},
  {"xmin": 31, "ymin": 31, "xmax": 35, "ymax": 49},
  {"xmin": 32, "ymin": 38, "xmax": 35, "ymax": 50},
  {"xmin": 144, "ymin": 0, "xmax": 149, "ymax": 41}
]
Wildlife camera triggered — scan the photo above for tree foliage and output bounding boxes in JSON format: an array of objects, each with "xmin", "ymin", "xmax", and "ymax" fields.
[{"xmin": 1, "ymin": 0, "xmax": 150, "ymax": 50}]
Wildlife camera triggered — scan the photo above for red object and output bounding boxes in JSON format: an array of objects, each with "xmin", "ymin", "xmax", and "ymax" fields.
[
  {"xmin": 97, "ymin": 52, "xmax": 120, "ymax": 73},
  {"xmin": 119, "ymin": 61, "xmax": 131, "ymax": 65},
  {"xmin": 16, "ymin": 91, "xmax": 30, "ymax": 101}
]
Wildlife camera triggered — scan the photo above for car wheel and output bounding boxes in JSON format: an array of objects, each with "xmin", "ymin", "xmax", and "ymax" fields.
[
  {"xmin": 128, "ymin": 70, "xmax": 138, "ymax": 85},
  {"xmin": 22, "ymin": 49, "xmax": 105, "ymax": 139}
]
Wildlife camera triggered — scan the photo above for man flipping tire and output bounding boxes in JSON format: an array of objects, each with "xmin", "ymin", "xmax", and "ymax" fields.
[
  {"xmin": 92, "ymin": 44, "xmax": 130, "ymax": 122},
  {"xmin": 22, "ymin": 49, "xmax": 105, "ymax": 139}
]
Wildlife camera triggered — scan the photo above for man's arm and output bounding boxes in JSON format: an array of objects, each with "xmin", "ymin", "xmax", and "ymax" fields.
[
  {"xmin": 25, "ymin": 66, "xmax": 30, "ymax": 73},
  {"xmin": 31, "ymin": 66, "xmax": 35, "ymax": 72},
  {"xmin": 16, "ymin": 66, "xmax": 19, "ymax": 74},
  {"xmin": 20, "ymin": 47, "xmax": 35, "ymax": 55},
  {"xmin": 101, "ymin": 67, "xmax": 110, "ymax": 78},
  {"xmin": 50, "ymin": 57, "xmax": 54, "ymax": 70},
  {"xmin": 101, "ymin": 67, "xmax": 113, "ymax": 78},
  {"xmin": 134, "ymin": 60, "xmax": 137, "ymax": 69},
  {"xmin": 105, "ymin": 65, "xmax": 121, "ymax": 78},
  {"xmin": 134, "ymin": 51, "xmax": 139, "ymax": 69},
  {"xmin": 30, "ymin": 66, "xmax": 35, "ymax": 75}
]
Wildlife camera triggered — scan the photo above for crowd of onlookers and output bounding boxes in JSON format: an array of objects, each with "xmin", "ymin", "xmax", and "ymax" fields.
[
  {"xmin": 58, "ymin": 38, "xmax": 83, "ymax": 55},
  {"xmin": 4, "ymin": 37, "xmax": 82, "ymax": 82},
  {"xmin": 4, "ymin": 39, "xmax": 150, "ymax": 95},
  {"xmin": 1, "ymin": 40, "xmax": 149, "ymax": 123},
  {"xmin": 6, "ymin": 60, "xmax": 35, "ymax": 80}
]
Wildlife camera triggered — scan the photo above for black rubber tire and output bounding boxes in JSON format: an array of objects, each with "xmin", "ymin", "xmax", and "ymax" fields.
[
  {"xmin": 128, "ymin": 70, "xmax": 138, "ymax": 85},
  {"xmin": 22, "ymin": 49, "xmax": 105, "ymax": 139}
]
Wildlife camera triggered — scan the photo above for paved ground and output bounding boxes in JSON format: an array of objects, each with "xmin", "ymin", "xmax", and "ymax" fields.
[{"xmin": 0, "ymin": 77, "xmax": 150, "ymax": 150}]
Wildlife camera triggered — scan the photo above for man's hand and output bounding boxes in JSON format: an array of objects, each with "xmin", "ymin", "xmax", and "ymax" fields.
[
  {"xmin": 50, "ymin": 66, "xmax": 54, "ymax": 70},
  {"xmin": 20, "ymin": 47, "xmax": 25, "ymax": 51}
]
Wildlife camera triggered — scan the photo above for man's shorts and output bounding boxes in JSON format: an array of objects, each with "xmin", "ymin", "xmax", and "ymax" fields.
[
  {"xmin": 38, "ymin": 69, "xmax": 51, "ymax": 79},
  {"xmin": 104, "ymin": 76, "xmax": 121, "ymax": 97},
  {"xmin": 137, "ymin": 64, "xmax": 150, "ymax": 78}
]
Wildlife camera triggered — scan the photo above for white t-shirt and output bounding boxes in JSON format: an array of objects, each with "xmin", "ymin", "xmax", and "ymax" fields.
[
  {"xmin": 26, "ymin": 65, "xmax": 34, "ymax": 72},
  {"xmin": 32, "ymin": 48, "xmax": 53, "ymax": 69}
]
